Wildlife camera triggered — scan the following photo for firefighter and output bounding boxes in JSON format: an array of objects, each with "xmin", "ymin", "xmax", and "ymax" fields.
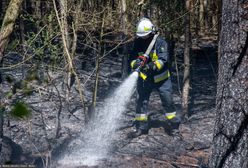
[{"xmin": 129, "ymin": 18, "xmax": 181, "ymax": 137}]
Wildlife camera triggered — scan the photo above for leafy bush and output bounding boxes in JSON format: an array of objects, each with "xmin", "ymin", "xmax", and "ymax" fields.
[{"xmin": 10, "ymin": 102, "xmax": 31, "ymax": 119}]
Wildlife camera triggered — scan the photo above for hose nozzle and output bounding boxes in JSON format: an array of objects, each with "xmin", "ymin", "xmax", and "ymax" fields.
[{"xmin": 135, "ymin": 66, "xmax": 141, "ymax": 72}]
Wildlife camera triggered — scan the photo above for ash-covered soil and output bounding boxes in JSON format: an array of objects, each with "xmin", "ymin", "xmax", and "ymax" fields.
[{"xmin": 0, "ymin": 41, "xmax": 217, "ymax": 168}]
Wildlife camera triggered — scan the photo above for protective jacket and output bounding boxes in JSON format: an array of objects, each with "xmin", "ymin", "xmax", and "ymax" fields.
[{"xmin": 129, "ymin": 34, "xmax": 170, "ymax": 83}]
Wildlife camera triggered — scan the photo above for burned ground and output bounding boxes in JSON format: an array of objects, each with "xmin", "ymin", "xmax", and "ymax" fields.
[{"xmin": 0, "ymin": 40, "xmax": 217, "ymax": 168}]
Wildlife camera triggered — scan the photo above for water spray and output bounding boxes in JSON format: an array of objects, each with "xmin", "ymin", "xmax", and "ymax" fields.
[{"xmin": 58, "ymin": 72, "xmax": 139, "ymax": 167}]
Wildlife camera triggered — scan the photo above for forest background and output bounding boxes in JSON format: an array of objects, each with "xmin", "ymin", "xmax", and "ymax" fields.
[{"xmin": 0, "ymin": 0, "xmax": 247, "ymax": 168}]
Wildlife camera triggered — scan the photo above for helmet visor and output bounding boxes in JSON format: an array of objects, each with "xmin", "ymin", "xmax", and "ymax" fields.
[{"xmin": 136, "ymin": 30, "xmax": 152, "ymax": 37}]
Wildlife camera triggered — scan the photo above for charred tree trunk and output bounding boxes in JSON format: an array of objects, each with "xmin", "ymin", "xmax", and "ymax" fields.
[
  {"xmin": 0, "ymin": 0, "xmax": 23, "ymax": 157},
  {"xmin": 209, "ymin": 0, "xmax": 248, "ymax": 167},
  {"xmin": 217, "ymin": 0, "xmax": 222, "ymax": 62},
  {"xmin": 182, "ymin": 0, "xmax": 192, "ymax": 117}
]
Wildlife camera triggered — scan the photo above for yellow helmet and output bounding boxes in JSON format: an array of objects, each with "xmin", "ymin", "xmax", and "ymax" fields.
[{"xmin": 136, "ymin": 18, "xmax": 154, "ymax": 37}]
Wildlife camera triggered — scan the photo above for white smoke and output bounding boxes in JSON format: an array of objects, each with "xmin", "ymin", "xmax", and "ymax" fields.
[{"xmin": 58, "ymin": 72, "xmax": 138, "ymax": 167}]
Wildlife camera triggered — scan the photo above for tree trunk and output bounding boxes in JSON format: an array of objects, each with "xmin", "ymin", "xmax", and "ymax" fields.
[
  {"xmin": 19, "ymin": 5, "xmax": 25, "ymax": 55},
  {"xmin": 53, "ymin": 0, "xmax": 86, "ymax": 120},
  {"xmin": 209, "ymin": 0, "xmax": 248, "ymax": 167},
  {"xmin": 203, "ymin": 0, "xmax": 208, "ymax": 33},
  {"xmin": 31, "ymin": 0, "xmax": 41, "ymax": 20},
  {"xmin": 217, "ymin": 0, "xmax": 222, "ymax": 62},
  {"xmin": 59, "ymin": 0, "xmax": 70, "ymax": 52},
  {"xmin": 92, "ymin": 43, "xmax": 100, "ymax": 108},
  {"xmin": 92, "ymin": 12, "xmax": 105, "ymax": 108},
  {"xmin": 0, "ymin": 0, "xmax": 23, "ymax": 157},
  {"xmin": 199, "ymin": 0, "xmax": 204, "ymax": 34},
  {"xmin": 211, "ymin": 0, "xmax": 218, "ymax": 32},
  {"xmin": 59, "ymin": 0, "xmax": 75, "ymax": 100},
  {"xmin": 182, "ymin": 0, "xmax": 192, "ymax": 117},
  {"xmin": 121, "ymin": 0, "xmax": 128, "ymax": 78},
  {"xmin": 0, "ymin": 1, "xmax": 2, "ymax": 19},
  {"xmin": 193, "ymin": 0, "xmax": 200, "ymax": 36},
  {"xmin": 0, "ymin": 0, "xmax": 23, "ymax": 66},
  {"xmin": 1, "ymin": 0, "xmax": 9, "ymax": 19},
  {"xmin": 0, "ymin": 105, "xmax": 3, "ymax": 159},
  {"xmin": 71, "ymin": 0, "xmax": 82, "ymax": 59}
]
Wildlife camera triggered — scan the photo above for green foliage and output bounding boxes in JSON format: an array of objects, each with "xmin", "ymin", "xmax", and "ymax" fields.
[
  {"xmin": 23, "ymin": 87, "xmax": 34, "ymax": 96},
  {"xmin": 12, "ymin": 80, "xmax": 27, "ymax": 94},
  {"xmin": 7, "ymin": 39, "xmax": 19, "ymax": 50},
  {"xmin": 26, "ymin": 69, "xmax": 39, "ymax": 81},
  {"xmin": 10, "ymin": 102, "xmax": 31, "ymax": 119},
  {"xmin": 20, "ymin": 13, "xmax": 35, "ymax": 23},
  {"xmin": 19, "ymin": 12, "xmax": 62, "ymax": 68},
  {"xmin": 147, "ymin": 0, "xmax": 185, "ymax": 39},
  {"xmin": 11, "ymin": 79, "xmax": 34, "ymax": 95},
  {"xmin": 6, "ymin": 91, "xmax": 13, "ymax": 99}
]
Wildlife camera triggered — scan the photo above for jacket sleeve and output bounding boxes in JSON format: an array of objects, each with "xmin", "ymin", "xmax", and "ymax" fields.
[
  {"xmin": 157, "ymin": 39, "xmax": 169, "ymax": 63},
  {"xmin": 128, "ymin": 39, "xmax": 139, "ymax": 73},
  {"xmin": 153, "ymin": 38, "xmax": 169, "ymax": 71}
]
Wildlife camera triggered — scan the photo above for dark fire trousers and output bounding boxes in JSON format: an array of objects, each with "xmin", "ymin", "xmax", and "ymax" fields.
[{"xmin": 135, "ymin": 77, "xmax": 180, "ymax": 131}]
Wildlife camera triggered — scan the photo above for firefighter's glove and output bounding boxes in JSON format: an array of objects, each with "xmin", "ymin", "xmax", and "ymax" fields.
[
  {"xmin": 131, "ymin": 59, "xmax": 141, "ymax": 70},
  {"xmin": 146, "ymin": 62, "xmax": 157, "ymax": 71},
  {"xmin": 138, "ymin": 54, "xmax": 149, "ymax": 64},
  {"xmin": 142, "ymin": 62, "xmax": 155, "ymax": 72}
]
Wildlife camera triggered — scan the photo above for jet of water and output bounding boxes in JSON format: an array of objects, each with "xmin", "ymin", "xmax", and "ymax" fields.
[{"xmin": 58, "ymin": 72, "xmax": 139, "ymax": 167}]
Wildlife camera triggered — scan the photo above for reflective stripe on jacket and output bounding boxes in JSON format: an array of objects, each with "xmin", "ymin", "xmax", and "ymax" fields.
[{"xmin": 130, "ymin": 35, "xmax": 171, "ymax": 83}]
